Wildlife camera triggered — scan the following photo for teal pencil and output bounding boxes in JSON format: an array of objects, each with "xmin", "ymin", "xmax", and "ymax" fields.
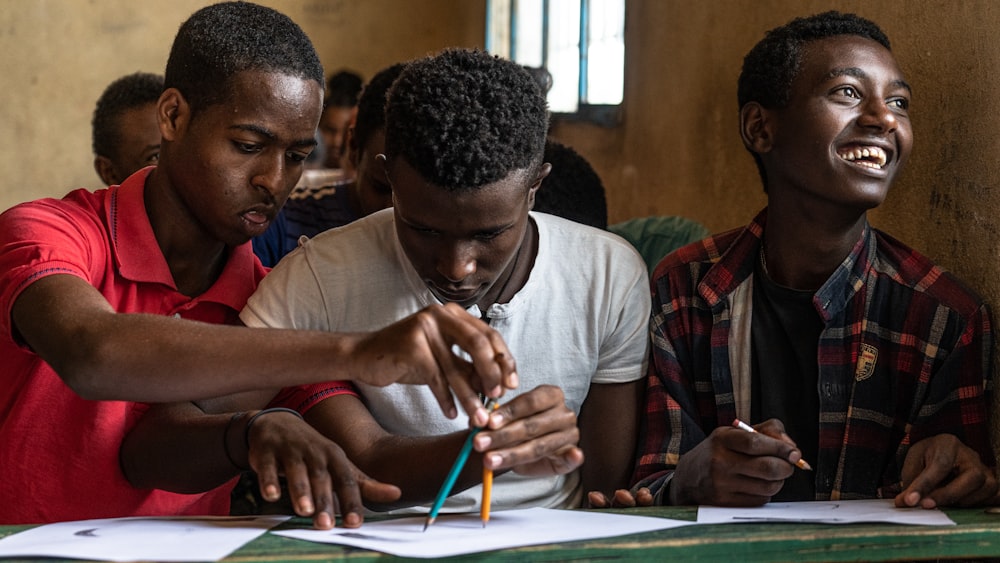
[{"xmin": 423, "ymin": 427, "xmax": 482, "ymax": 531}]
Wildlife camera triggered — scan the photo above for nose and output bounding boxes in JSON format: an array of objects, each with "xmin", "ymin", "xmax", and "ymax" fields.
[
  {"xmin": 252, "ymin": 153, "xmax": 290, "ymax": 203},
  {"xmin": 437, "ymin": 240, "xmax": 477, "ymax": 283},
  {"xmin": 858, "ymin": 97, "xmax": 898, "ymax": 133}
]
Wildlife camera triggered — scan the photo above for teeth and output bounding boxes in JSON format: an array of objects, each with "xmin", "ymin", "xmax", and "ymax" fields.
[{"xmin": 839, "ymin": 146, "xmax": 888, "ymax": 169}]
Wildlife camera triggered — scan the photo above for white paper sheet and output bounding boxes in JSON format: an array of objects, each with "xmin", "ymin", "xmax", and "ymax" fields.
[
  {"xmin": 0, "ymin": 515, "xmax": 289, "ymax": 562},
  {"xmin": 273, "ymin": 507, "xmax": 694, "ymax": 558},
  {"xmin": 697, "ymin": 499, "xmax": 955, "ymax": 526}
]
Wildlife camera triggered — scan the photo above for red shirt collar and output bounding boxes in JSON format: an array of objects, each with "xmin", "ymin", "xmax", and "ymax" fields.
[{"xmin": 106, "ymin": 167, "xmax": 264, "ymax": 310}]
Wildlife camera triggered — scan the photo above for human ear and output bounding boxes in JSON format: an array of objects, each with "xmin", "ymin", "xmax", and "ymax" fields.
[
  {"xmin": 93, "ymin": 155, "xmax": 118, "ymax": 187},
  {"xmin": 527, "ymin": 162, "xmax": 552, "ymax": 208},
  {"xmin": 740, "ymin": 102, "xmax": 774, "ymax": 155},
  {"xmin": 157, "ymin": 88, "xmax": 189, "ymax": 142}
]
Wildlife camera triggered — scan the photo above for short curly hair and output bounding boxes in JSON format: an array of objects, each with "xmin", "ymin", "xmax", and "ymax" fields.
[
  {"xmin": 353, "ymin": 63, "xmax": 406, "ymax": 153},
  {"xmin": 533, "ymin": 140, "xmax": 608, "ymax": 229},
  {"xmin": 384, "ymin": 48, "xmax": 549, "ymax": 191},
  {"xmin": 164, "ymin": 1, "xmax": 323, "ymax": 117},
  {"xmin": 91, "ymin": 72, "xmax": 164, "ymax": 158},
  {"xmin": 738, "ymin": 11, "xmax": 891, "ymax": 188}
]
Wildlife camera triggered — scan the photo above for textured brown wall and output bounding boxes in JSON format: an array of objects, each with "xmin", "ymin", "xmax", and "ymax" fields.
[{"xmin": 0, "ymin": 0, "xmax": 485, "ymax": 212}]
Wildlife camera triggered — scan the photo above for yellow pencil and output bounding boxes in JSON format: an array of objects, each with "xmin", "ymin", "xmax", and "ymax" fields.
[
  {"xmin": 732, "ymin": 418, "xmax": 813, "ymax": 471},
  {"xmin": 480, "ymin": 401, "xmax": 499, "ymax": 527}
]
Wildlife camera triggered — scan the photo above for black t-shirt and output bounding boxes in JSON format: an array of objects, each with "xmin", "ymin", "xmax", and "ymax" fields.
[{"xmin": 750, "ymin": 256, "xmax": 822, "ymax": 501}]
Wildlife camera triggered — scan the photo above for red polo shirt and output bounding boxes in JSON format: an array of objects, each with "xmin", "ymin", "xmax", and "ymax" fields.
[{"xmin": 0, "ymin": 168, "xmax": 268, "ymax": 524}]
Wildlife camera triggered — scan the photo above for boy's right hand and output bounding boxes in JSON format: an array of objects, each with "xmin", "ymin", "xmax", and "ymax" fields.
[
  {"xmin": 350, "ymin": 303, "xmax": 518, "ymax": 426},
  {"xmin": 669, "ymin": 418, "xmax": 802, "ymax": 506}
]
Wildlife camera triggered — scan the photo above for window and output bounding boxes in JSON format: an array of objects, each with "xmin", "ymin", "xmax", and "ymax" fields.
[{"xmin": 486, "ymin": 0, "xmax": 625, "ymax": 126}]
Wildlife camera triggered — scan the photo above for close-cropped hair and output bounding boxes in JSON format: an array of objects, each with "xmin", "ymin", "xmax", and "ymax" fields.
[
  {"xmin": 352, "ymin": 63, "xmax": 406, "ymax": 153},
  {"xmin": 384, "ymin": 48, "xmax": 549, "ymax": 191},
  {"xmin": 91, "ymin": 72, "xmax": 164, "ymax": 157},
  {"xmin": 164, "ymin": 1, "xmax": 324, "ymax": 116},
  {"xmin": 738, "ymin": 11, "xmax": 891, "ymax": 189},
  {"xmin": 738, "ymin": 10, "xmax": 890, "ymax": 111}
]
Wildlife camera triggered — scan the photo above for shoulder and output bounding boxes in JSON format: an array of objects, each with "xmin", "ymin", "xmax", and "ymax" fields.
[
  {"xmin": 535, "ymin": 212, "xmax": 644, "ymax": 262},
  {"xmin": 0, "ymin": 189, "xmax": 111, "ymax": 259},
  {"xmin": 872, "ymin": 229, "xmax": 987, "ymax": 317},
  {"xmin": 651, "ymin": 226, "xmax": 741, "ymax": 281}
]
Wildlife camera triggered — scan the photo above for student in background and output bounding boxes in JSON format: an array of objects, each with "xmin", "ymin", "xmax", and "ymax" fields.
[
  {"xmin": 533, "ymin": 139, "xmax": 711, "ymax": 272},
  {"xmin": 241, "ymin": 48, "xmax": 650, "ymax": 513},
  {"xmin": 318, "ymin": 69, "xmax": 363, "ymax": 171},
  {"xmin": 91, "ymin": 71, "xmax": 163, "ymax": 186},
  {"xmin": 252, "ymin": 63, "xmax": 405, "ymax": 267},
  {"xmin": 594, "ymin": 10, "xmax": 996, "ymax": 510},
  {"xmin": 532, "ymin": 140, "xmax": 608, "ymax": 229},
  {"xmin": 0, "ymin": 1, "xmax": 514, "ymax": 527}
]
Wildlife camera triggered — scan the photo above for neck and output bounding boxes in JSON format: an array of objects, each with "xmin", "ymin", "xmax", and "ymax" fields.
[
  {"xmin": 478, "ymin": 218, "xmax": 537, "ymax": 311},
  {"xmin": 144, "ymin": 169, "xmax": 229, "ymax": 297},
  {"xmin": 761, "ymin": 205, "xmax": 868, "ymax": 290}
]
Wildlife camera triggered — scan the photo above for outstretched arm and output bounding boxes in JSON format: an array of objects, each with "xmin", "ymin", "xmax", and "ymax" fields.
[{"xmin": 13, "ymin": 274, "xmax": 515, "ymax": 421}]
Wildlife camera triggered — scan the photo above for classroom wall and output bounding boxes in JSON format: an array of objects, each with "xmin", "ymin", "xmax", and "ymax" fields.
[
  {"xmin": 3, "ymin": 2, "xmax": 1000, "ymax": 437},
  {"xmin": 0, "ymin": 0, "xmax": 485, "ymax": 213}
]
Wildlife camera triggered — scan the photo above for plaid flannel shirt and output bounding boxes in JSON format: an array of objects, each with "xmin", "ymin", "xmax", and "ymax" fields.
[{"xmin": 633, "ymin": 208, "xmax": 994, "ymax": 503}]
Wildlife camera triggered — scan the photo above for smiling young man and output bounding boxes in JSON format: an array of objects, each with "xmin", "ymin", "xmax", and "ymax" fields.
[
  {"xmin": 241, "ymin": 48, "xmax": 651, "ymax": 514},
  {"xmin": 596, "ymin": 11, "xmax": 996, "ymax": 510},
  {"xmin": 0, "ymin": 3, "xmax": 514, "ymax": 526}
]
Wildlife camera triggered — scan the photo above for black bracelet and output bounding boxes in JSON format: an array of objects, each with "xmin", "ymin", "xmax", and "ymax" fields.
[
  {"xmin": 243, "ymin": 407, "xmax": 305, "ymax": 450},
  {"xmin": 223, "ymin": 411, "xmax": 247, "ymax": 470}
]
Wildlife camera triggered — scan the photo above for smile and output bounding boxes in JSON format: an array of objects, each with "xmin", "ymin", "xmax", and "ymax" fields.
[{"xmin": 838, "ymin": 146, "xmax": 888, "ymax": 169}]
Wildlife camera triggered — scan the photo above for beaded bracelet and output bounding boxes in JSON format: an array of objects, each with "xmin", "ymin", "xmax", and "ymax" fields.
[{"xmin": 243, "ymin": 407, "xmax": 305, "ymax": 450}]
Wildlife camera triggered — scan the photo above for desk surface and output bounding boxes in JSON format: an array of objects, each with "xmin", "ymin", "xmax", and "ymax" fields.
[{"xmin": 3, "ymin": 506, "xmax": 1000, "ymax": 562}]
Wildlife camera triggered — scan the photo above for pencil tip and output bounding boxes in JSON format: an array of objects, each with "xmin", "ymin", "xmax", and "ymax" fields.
[{"xmin": 422, "ymin": 518, "xmax": 434, "ymax": 532}]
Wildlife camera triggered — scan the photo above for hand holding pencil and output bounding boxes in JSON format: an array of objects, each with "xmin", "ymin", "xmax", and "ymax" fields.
[
  {"xmin": 666, "ymin": 417, "xmax": 811, "ymax": 506},
  {"xmin": 732, "ymin": 419, "xmax": 812, "ymax": 471}
]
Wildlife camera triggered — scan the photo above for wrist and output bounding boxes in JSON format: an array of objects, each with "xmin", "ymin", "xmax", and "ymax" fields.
[
  {"xmin": 223, "ymin": 411, "xmax": 250, "ymax": 470},
  {"xmin": 243, "ymin": 407, "xmax": 305, "ymax": 451}
]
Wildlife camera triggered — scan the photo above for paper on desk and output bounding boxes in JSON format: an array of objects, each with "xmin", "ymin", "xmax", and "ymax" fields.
[
  {"xmin": 273, "ymin": 507, "xmax": 693, "ymax": 558},
  {"xmin": 0, "ymin": 515, "xmax": 289, "ymax": 562},
  {"xmin": 697, "ymin": 499, "xmax": 955, "ymax": 526}
]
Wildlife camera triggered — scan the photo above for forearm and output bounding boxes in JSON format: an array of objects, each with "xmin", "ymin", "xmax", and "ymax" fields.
[
  {"xmin": 579, "ymin": 380, "xmax": 643, "ymax": 500},
  {"xmin": 120, "ymin": 402, "xmax": 249, "ymax": 493},
  {"xmin": 15, "ymin": 276, "xmax": 364, "ymax": 402}
]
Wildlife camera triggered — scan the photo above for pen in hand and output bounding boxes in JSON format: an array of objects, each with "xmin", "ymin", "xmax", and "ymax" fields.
[{"xmin": 732, "ymin": 418, "xmax": 813, "ymax": 471}]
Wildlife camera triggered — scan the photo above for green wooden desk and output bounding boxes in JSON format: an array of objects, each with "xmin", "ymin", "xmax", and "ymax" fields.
[{"xmin": 3, "ymin": 506, "xmax": 1000, "ymax": 562}]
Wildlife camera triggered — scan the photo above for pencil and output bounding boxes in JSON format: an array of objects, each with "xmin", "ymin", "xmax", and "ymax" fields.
[
  {"xmin": 480, "ymin": 401, "xmax": 500, "ymax": 527},
  {"xmin": 732, "ymin": 418, "xmax": 813, "ymax": 471},
  {"xmin": 424, "ymin": 398, "xmax": 499, "ymax": 532}
]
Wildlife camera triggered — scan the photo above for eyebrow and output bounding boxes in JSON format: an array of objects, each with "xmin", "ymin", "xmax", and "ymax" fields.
[
  {"xmin": 231, "ymin": 123, "xmax": 318, "ymax": 148},
  {"xmin": 826, "ymin": 67, "xmax": 912, "ymax": 95}
]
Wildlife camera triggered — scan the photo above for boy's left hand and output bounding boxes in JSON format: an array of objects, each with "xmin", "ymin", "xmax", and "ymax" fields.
[
  {"xmin": 471, "ymin": 384, "xmax": 583, "ymax": 476},
  {"xmin": 895, "ymin": 433, "xmax": 998, "ymax": 508}
]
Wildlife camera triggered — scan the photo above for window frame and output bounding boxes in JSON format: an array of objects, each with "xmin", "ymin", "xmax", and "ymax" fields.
[{"xmin": 486, "ymin": 0, "xmax": 625, "ymax": 128}]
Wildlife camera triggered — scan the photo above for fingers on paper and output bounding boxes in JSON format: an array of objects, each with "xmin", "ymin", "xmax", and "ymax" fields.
[{"xmin": 898, "ymin": 435, "xmax": 997, "ymax": 508}]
